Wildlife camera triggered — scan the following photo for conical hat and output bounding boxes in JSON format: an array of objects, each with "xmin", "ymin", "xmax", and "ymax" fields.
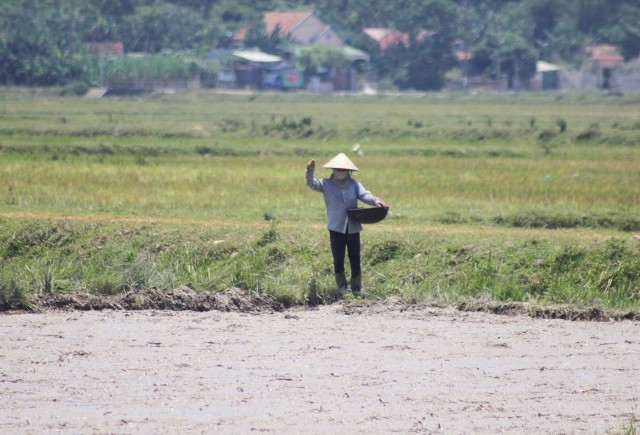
[{"xmin": 322, "ymin": 153, "xmax": 359, "ymax": 171}]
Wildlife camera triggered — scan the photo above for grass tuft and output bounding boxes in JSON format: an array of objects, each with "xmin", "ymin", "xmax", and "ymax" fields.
[{"xmin": 494, "ymin": 212, "xmax": 640, "ymax": 232}]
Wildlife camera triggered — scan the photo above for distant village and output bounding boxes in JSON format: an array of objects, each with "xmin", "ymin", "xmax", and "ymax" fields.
[{"xmin": 88, "ymin": 10, "xmax": 640, "ymax": 96}]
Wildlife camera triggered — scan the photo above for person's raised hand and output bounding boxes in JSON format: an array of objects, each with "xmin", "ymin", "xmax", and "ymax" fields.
[{"xmin": 306, "ymin": 159, "xmax": 316, "ymax": 170}]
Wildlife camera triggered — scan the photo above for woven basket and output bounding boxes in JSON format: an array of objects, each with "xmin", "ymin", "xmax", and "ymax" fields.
[{"xmin": 347, "ymin": 206, "xmax": 389, "ymax": 224}]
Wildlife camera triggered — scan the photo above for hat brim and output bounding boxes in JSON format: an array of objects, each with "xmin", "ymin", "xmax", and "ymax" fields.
[{"xmin": 322, "ymin": 153, "xmax": 359, "ymax": 171}]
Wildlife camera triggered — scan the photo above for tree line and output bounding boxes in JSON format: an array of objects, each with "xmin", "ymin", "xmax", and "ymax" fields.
[{"xmin": 1, "ymin": 0, "xmax": 639, "ymax": 90}]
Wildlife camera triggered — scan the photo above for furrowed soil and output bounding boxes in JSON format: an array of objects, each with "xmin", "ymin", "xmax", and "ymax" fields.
[{"xmin": 1, "ymin": 293, "xmax": 638, "ymax": 434}]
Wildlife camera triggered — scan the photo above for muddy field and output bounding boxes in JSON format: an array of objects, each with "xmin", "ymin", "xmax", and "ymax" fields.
[{"xmin": 1, "ymin": 297, "xmax": 639, "ymax": 434}]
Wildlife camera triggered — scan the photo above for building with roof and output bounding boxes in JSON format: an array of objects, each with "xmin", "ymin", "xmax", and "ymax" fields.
[
  {"xmin": 586, "ymin": 45, "xmax": 624, "ymax": 94},
  {"xmin": 363, "ymin": 28, "xmax": 431, "ymax": 51},
  {"xmin": 531, "ymin": 61, "xmax": 562, "ymax": 90},
  {"xmin": 235, "ymin": 11, "xmax": 370, "ymax": 92},
  {"xmin": 205, "ymin": 49, "xmax": 289, "ymax": 89},
  {"xmin": 263, "ymin": 11, "xmax": 343, "ymax": 47},
  {"xmin": 363, "ymin": 28, "xmax": 408, "ymax": 51},
  {"xmin": 234, "ymin": 11, "xmax": 343, "ymax": 48}
]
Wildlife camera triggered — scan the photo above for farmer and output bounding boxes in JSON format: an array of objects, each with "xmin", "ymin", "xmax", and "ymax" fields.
[{"xmin": 306, "ymin": 153, "xmax": 387, "ymax": 295}]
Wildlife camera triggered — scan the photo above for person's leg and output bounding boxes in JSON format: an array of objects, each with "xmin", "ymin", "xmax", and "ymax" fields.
[
  {"xmin": 329, "ymin": 230, "xmax": 347, "ymax": 290},
  {"xmin": 346, "ymin": 232, "xmax": 361, "ymax": 294}
]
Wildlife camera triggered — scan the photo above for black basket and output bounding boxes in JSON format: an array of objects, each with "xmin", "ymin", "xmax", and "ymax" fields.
[{"xmin": 347, "ymin": 206, "xmax": 389, "ymax": 224}]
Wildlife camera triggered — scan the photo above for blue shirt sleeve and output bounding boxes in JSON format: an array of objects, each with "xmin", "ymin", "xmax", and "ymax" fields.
[
  {"xmin": 356, "ymin": 181, "xmax": 380, "ymax": 206},
  {"xmin": 306, "ymin": 168, "xmax": 324, "ymax": 192}
]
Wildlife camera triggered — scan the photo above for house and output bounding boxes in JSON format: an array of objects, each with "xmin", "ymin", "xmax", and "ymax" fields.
[
  {"xmin": 297, "ymin": 45, "xmax": 369, "ymax": 92},
  {"xmin": 263, "ymin": 11, "xmax": 343, "ymax": 47},
  {"xmin": 205, "ymin": 49, "xmax": 286, "ymax": 89},
  {"xmin": 531, "ymin": 61, "xmax": 562, "ymax": 90},
  {"xmin": 234, "ymin": 11, "xmax": 343, "ymax": 48},
  {"xmin": 363, "ymin": 28, "xmax": 409, "ymax": 51},
  {"xmin": 586, "ymin": 45, "xmax": 624, "ymax": 94},
  {"xmin": 236, "ymin": 11, "xmax": 369, "ymax": 92},
  {"xmin": 363, "ymin": 28, "xmax": 431, "ymax": 51}
]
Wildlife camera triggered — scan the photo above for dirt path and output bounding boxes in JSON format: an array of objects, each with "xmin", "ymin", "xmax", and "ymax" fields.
[{"xmin": 1, "ymin": 304, "xmax": 638, "ymax": 434}]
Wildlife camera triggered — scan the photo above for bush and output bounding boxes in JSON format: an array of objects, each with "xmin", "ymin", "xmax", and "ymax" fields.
[
  {"xmin": 59, "ymin": 81, "xmax": 90, "ymax": 96},
  {"xmin": 575, "ymin": 128, "xmax": 600, "ymax": 142},
  {"xmin": 556, "ymin": 118, "xmax": 567, "ymax": 133}
]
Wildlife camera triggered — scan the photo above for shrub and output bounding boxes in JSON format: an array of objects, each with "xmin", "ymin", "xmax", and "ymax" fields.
[
  {"xmin": 556, "ymin": 118, "xmax": 567, "ymax": 133},
  {"xmin": 538, "ymin": 130, "xmax": 558, "ymax": 141},
  {"xmin": 59, "ymin": 81, "xmax": 90, "ymax": 96},
  {"xmin": 576, "ymin": 127, "xmax": 600, "ymax": 142}
]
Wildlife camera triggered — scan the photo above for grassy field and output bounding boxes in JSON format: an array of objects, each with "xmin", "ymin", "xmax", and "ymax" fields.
[{"xmin": 1, "ymin": 87, "xmax": 639, "ymax": 315}]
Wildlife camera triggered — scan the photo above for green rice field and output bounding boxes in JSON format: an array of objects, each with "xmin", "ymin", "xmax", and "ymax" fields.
[{"xmin": 1, "ymin": 87, "xmax": 639, "ymax": 316}]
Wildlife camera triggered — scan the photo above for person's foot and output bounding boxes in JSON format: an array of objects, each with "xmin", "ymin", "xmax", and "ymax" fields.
[{"xmin": 350, "ymin": 275, "xmax": 361, "ymax": 295}]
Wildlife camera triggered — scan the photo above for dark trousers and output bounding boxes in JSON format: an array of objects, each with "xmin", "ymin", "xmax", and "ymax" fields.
[{"xmin": 329, "ymin": 230, "xmax": 361, "ymax": 278}]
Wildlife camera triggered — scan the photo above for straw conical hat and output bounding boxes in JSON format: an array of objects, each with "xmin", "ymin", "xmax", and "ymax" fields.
[{"xmin": 322, "ymin": 153, "xmax": 359, "ymax": 171}]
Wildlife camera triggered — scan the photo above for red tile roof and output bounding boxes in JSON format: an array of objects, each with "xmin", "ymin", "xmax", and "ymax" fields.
[
  {"xmin": 586, "ymin": 45, "xmax": 623, "ymax": 66},
  {"xmin": 263, "ymin": 11, "xmax": 313, "ymax": 36},
  {"xmin": 363, "ymin": 28, "xmax": 407, "ymax": 50},
  {"xmin": 363, "ymin": 28, "xmax": 431, "ymax": 50}
]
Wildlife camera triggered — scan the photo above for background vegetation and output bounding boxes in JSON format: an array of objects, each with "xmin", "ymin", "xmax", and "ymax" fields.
[
  {"xmin": 0, "ymin": 88, "xmax": 639, "ymax": 315},
  {"xmin": 1, "ymin": 0, "xmax": 639, "ymax": 90}
]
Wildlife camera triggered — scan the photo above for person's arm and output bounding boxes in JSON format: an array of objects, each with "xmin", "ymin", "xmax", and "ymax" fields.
[
  {"xmin": 357, "ymin": 181, "xmax": 387, "ymax": 207},
  {"xmin": 306, "ymin": 159, "xmax": 324, "ymax": 192}
]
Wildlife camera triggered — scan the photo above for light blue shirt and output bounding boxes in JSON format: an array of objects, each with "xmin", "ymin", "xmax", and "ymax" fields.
[{"xmin": 306, "ymin": 168, "xmax": 380, "ymax": 234}]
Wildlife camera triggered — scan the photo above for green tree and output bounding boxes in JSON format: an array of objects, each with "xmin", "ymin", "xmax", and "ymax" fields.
[
  {"xmin": 1, "ymin": 0, "xmax": 638, "ymax": 89},
  {"xmin": 296, "ymin": 44, "xmax": 346, "ymax": 75},
  {"xmin": 243, "ymin": 19, "xmax": 289, "ymax": 54},
  {"xmin": 499, "ymin": 33, "xmax": 538, "ymax": 88},
  {"xmin": 0, "ymin": 0, "xmax": 93, "ymax": 85},
  {"xmin": 599, "ymin": 3, "xmax": 640, "ymax": 60},
  {"xmin": 82, "ymin": 0, "xmax": 140, "ymax": 42},
  {"xmin": 575, "ymin": 0, "xmax": 626, "ymax": 36},
  {"xmin": 380, "ymin": 0, "xmax": 459, "ymax": 90},
  {"xmin": 539, "ymin": 11, "xmax": 586, "ymax": 65},
  {"xmin": 464, "ymin": 2, "xmax": 538, "ymax": 87},
  {"xmin": 170, "ymin": 0, "xmax": 220, "ymax": 19},
  {"xmin": 120, "ymin": 3, "xmax": 216, "ymax": 53}
]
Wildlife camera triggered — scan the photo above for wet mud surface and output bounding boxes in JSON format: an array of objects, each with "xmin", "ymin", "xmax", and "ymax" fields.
[{"xmin": 1, "ymin": 300, "xmax": 639, "ymax": 433}]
